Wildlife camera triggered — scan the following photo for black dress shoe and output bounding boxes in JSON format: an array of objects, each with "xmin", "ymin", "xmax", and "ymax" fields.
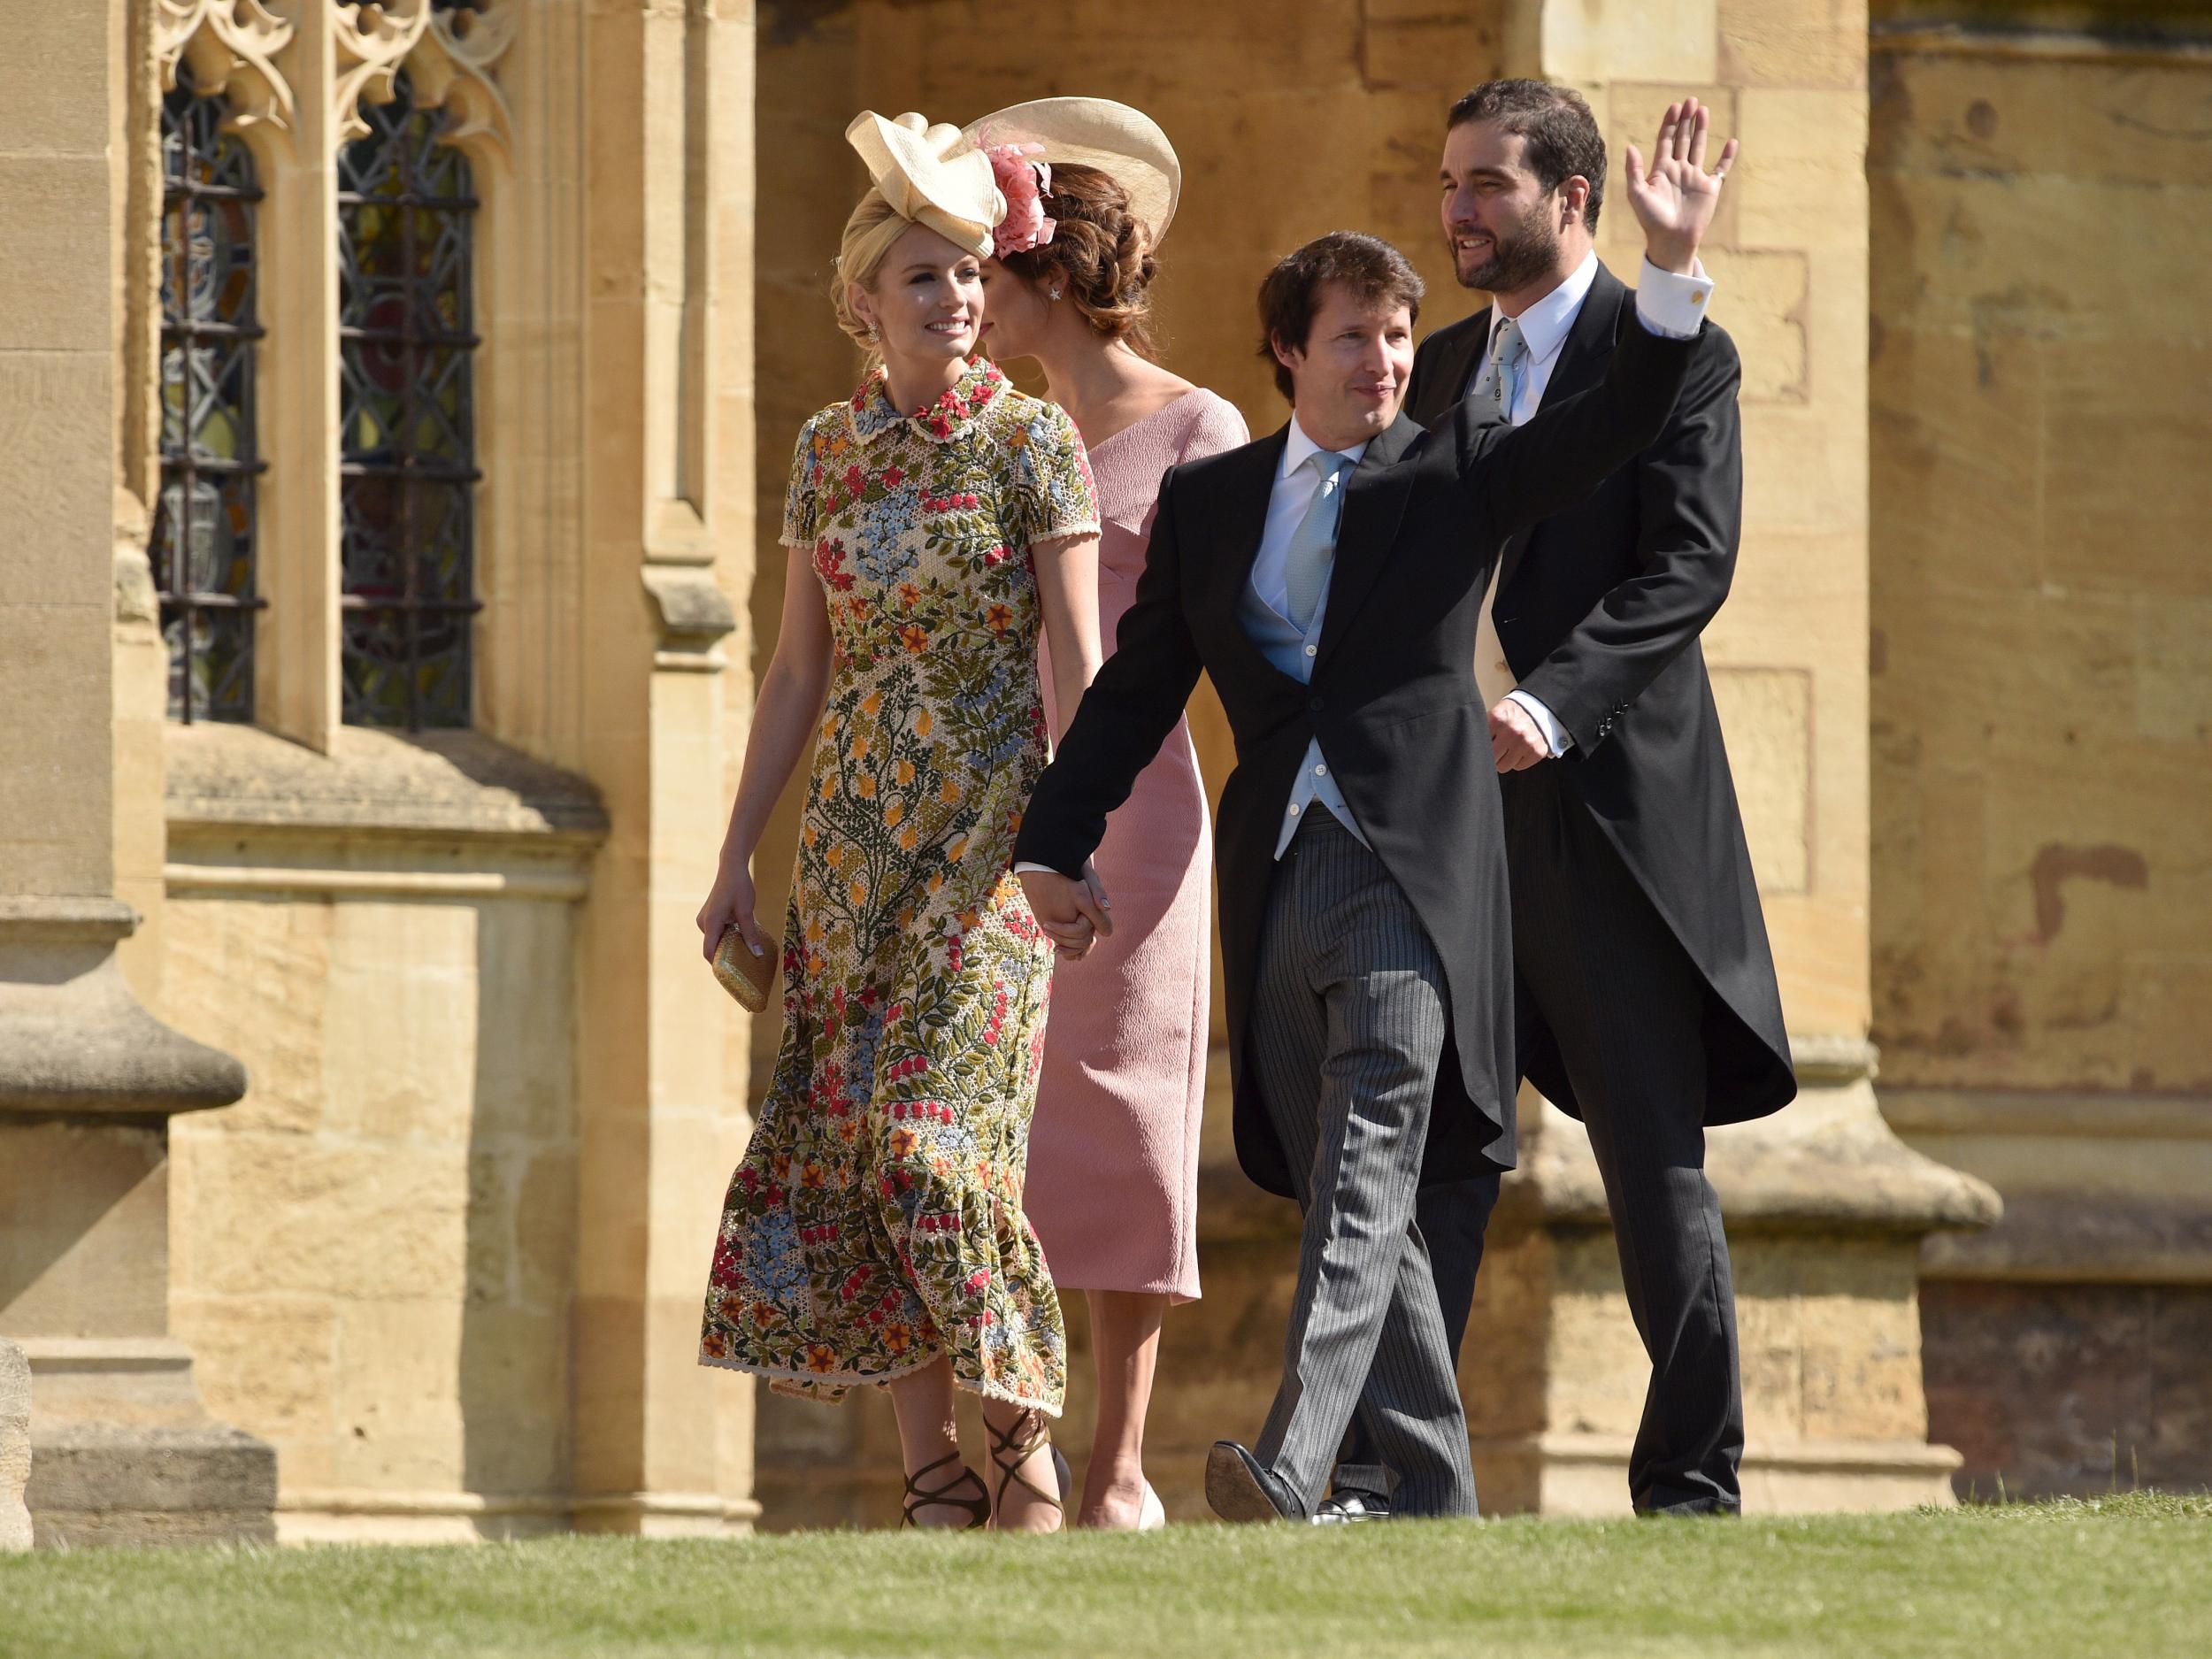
[
  {"xmin": 1313, "ymin": 1486, "xmax": 1392, "ymax": 1524},
  {"xmin": 1636, "ymin": 1495, "xmax": 1741, "ymax": 1518},
  {"xmin": 1205, "ymin": 1440, "xmax": 1303, "ymax": 1523}
]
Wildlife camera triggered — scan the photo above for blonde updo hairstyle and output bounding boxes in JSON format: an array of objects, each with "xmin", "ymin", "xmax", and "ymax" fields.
[
  {"xmin": 1000, "ymin": 162, "xmax": 1161, "ymax": 361},
  {"xmin": 830, "ymin": 189, "xmax": 912, "ymax": 359}
]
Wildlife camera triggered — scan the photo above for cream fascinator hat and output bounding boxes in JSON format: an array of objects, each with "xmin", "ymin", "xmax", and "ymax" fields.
[
  {"xmin": 962, "ymin": 97, "xmax": 1182, "ymax": 250},
  {"xmin": 844, "ymin": 111, "xmax": 1004, "ymax": 260}
]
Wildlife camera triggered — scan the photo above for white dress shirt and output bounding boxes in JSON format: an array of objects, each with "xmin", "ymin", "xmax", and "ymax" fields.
[{"xmin": 1470, "ymin": 254, "xmax": 1713, "ymax": 758}]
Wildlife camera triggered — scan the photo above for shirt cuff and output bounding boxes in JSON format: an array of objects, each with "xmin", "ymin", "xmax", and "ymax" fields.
[
  {"xmin": 1506, "ymin": 688, "xmax": 1572, "ymax": 758},
  {"xmin": 1012, "ymin": 862, "xmax": 1056, "ymax": 877},
  {"xmin": 1633, "ymin": 256, "xmax": 1715, "ymax": 340}
]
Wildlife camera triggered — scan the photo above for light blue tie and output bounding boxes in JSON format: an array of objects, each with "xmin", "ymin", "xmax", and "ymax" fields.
[
  {"xmin": 1479, "ymin": 315, "xmax": 1529, "ymax": 423},
  {"xmin": 1280, "ymin": 449, "xmax": 1354, "ymax": 632}
]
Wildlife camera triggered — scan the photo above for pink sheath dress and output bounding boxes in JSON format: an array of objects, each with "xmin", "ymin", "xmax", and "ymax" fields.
[{"xmin": 1032, "ymin": 388, "xmax": 1249, "ymax": 1303}]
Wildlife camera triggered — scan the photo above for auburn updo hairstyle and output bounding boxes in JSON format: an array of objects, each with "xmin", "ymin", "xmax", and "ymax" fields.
[{"xmin": 1000, "ymin": 162, "xmax": 1161, "ymax": 359}]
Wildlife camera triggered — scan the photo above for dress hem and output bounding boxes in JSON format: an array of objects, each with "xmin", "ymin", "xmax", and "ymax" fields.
[
  {"xmin": 1045, "ymin": 1278, "xmax": 1201, "ymax": 1307},
  {"xmin": 696, "ymin": 1348, "xmax": 1064, "ymax": 1418}
]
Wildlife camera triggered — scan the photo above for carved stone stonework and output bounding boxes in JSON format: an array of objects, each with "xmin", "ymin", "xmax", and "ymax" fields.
[
  {"xmin": 0, "ymin": 899, "xmax": 277, "ymax": 1548},
  {"xmin": 1, "ymin": 1340, "xmax": 29, "ymax": 1553},
  {"xmin": 334, "ymin": 0, "xmax": 518, "ymax": 163},
  {"xmin": 0, "ymin": 901, "xmax": 245, "ymax": 1118},
  {"xmin": 642, "ymin": 567, "xmax": 740, "ymax": 674},
  {"xmin": 6, "ymin": 0, "xmax": 276, "ymax": 1548},
  {"xmin": 155, "ymin": 0, "xmax": 296, "ymax": 136}
]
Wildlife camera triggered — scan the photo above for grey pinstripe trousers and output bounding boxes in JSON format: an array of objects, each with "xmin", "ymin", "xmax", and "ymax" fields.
[{"xmin": 1247, "ymin": 808, "xmax": 1479, "ymax": 1518}]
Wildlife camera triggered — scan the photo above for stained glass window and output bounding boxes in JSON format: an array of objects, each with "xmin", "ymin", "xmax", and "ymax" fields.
[
  {"xmin": 338, "ymin": 70, "xmax": 482, "ymax": 731},
  {"xmin": 155, "ymin": 66, "xmax": 265, "ymax": 723}
]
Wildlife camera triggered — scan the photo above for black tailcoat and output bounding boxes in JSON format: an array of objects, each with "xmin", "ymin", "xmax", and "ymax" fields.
[
  {"xmin": 1405, "ymin": 262, "xmax": 1795, "ymax": 1125},
  {"xmin": 1015, "ymin": 319, "xmax": 1705, "ymax": 1197}
]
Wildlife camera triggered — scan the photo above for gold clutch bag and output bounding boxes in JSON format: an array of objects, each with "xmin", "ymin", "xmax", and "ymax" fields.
[{"xmin": 712, "ymin": 924, "xmax": 779, "ymax": 1013}]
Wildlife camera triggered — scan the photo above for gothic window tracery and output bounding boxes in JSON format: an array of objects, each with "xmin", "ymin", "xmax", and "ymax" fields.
[
  {"xmin": 337, "ymin": 68, "xmax": 482, "ymax": 731},
  {"xmin": 155, "ymin": 63, "xmax": 265, "ymax": 723}
]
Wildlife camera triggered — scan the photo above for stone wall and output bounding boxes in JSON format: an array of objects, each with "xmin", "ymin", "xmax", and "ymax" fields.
[
  {"xmin": 139, "ymin": 0, "xmax": 765, "ymax": 1540},
  {"xmin": 163, "ymin": 728, "xmax": 601, "ymax": 1540},
  {"xmin": 1869, "ymin": 3, "xmax": 2212, "ymax": 1496},
  {"xmin": 1870, "ymin": 7, "xmax": 2212, "ymax": 1101},
  {"xmin": 1, "ymin": 1340, "xmax": 30, "ymax": 1551}
]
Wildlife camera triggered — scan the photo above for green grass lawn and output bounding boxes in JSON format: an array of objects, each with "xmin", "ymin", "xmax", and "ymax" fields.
[{"xmin": 2, "ymin": 1493, "xmax": 2205, "ymax": 1659}]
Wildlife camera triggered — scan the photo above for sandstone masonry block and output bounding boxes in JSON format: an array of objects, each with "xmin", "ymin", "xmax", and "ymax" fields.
[
  {"xmin": 1718, "ymin": 0, "xmax": 1867, "ymax": 90},
  {"xmin": 1, "ymin": 1339, "xmax": 30, "ymax": 1552},
  {"xmin": 0, "ymin": 160, "xmax": 111, "ymax": 352}
]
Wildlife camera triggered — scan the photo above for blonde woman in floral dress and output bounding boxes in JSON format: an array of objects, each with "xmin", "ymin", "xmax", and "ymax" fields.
[{"xmin": 696, "ymin": 112, "xmax": 1104, "ymax": 1534}]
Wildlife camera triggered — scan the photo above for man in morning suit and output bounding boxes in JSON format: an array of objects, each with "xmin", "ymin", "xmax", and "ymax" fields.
[
  {"xmin": 1326, "ymin": 81, "xmax": 1798, "ymax": 1522},
  {"xmin": 1015, "ymin": 103, "xmax": 1742, "ymax": 1523}
]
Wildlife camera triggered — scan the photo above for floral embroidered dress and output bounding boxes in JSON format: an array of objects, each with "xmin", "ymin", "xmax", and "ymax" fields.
[{"xmin": 700, "ymin": 358, "xmax": 1098, "ymax": 1413}]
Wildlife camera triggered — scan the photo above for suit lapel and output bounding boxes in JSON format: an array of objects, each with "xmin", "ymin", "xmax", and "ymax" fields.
[
  {"xmin": 1204, "ymin": 427, "xmax": 1292, "ymax": 680},
  {"xmin": 1217, "ymin": 426, "xmax": 1288, "ymax": 602},
  {"xmin": 1313, "ymin": 413, "xmax": 1421, "ymax": 670},
  {"xmin": 1413, "ymin": 312, "xmax": 1490, "ymax": 428},
  {"xmin": 1496, "ymin": 263, "xmax": 1627, "ymax": 595}
]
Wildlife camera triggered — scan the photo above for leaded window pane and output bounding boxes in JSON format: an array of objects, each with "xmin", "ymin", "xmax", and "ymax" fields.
[
  {"xmin": 155, "ymin": 65, "xmax": 265, "ymax": 724},
  {"xmin": 338, "ymin": 71, "xmax": 482, "ymax": 731}
]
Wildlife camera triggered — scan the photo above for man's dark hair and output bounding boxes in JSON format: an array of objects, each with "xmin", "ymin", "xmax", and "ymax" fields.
[
  {"xmin": 1256, "ymin": 232, "xmax": 1425, "ymax": 403},
  {"xmin": 1448, "ymin": 78, "xmax": 1606, "ymax": 231}
]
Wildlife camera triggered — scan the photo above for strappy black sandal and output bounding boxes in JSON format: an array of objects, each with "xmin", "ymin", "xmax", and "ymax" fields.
[
  {"xmin": 900, "ymin": 1449, "xmax": 991, "ymax": 1531},
  {"xmin": 985, "ymin": 1407, "xmax": 1071, "ymax": 1530}
]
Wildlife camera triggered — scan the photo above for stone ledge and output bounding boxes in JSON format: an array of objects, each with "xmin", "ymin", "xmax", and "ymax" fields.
[
  {"xmin": 1920, "ymin": 1192, "xmax": 2212, "ymax": 1286},
  {"xmin": 165, "ymin": 723, "xmax": 609, "ymax": 845},
  {"xmin": 1474, "ymin": 1430, "xmax": 1963, "ymax": 1517},
  {"xmin": 0, "ymin": 953, "xmax": 246, "ymax": 1118},
  {"xmin": 26, "ymin": 1423, "xmax": 275, "ymax": 1532},
  {"xmin": 19, "ymin": 1339, "xmax": 278, "ymax": 1548},
  {"xmin": 0, "ymin": 896, "xmax": 135, "ymax": 945},
  {"xmin": 1887, "ymin": 1089, "xmax": 2212, "ymax": 1283},
  {"xmin": 1884, "ymin": 1087, "xmax": 2212, "ymax": 1142},
  {"xmin": 273, "ymin": 1486, "xmax": 764, "ymax": 1544},
  {"xmin": 1502, "ymin": 1081, "xmax": 2001, "ymax": 1238},
  {"xmin": 164, "ymin": 861, "xmax": 592, "ymax": 903}
]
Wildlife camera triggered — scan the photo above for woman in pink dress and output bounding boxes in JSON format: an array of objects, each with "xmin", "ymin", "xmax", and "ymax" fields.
[{"xmin": 970, "ymin": 99, "xmax": 1249, "ymax": 1531}]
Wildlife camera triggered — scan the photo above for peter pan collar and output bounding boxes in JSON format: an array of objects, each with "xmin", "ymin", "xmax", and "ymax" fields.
[{"xmin": 846, "ymin": 357, "xmax": 1008, "ymax": 446}]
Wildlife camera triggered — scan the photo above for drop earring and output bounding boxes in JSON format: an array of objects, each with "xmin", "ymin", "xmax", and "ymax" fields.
[{"xmin": 866, "ymin": 323, "xmax": 879, "ymax": 344}]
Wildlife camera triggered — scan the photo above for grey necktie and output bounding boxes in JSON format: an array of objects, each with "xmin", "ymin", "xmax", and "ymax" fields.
[
  {"xmin": 1280, "ymin": 449, "xmax": 1354, "ymax": 632},
  {"xmin": 1474, "ymin": 314, "xmax": 1529, "ymax": 420}
]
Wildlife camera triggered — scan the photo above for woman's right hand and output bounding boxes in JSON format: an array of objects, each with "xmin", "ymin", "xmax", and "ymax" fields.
[{"xmin": 697, "ymin": 857, "xmax": 768, "ymax": 964}]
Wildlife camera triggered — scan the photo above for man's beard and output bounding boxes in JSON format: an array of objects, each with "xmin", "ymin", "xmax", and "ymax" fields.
[{"xmin": 1458, "ymin": 203, "xmax": 1561, "ymax": 293}]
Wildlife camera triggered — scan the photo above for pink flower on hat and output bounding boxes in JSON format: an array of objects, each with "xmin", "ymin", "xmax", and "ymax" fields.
[{"xmin": 985, "ymin": 142, "xmax": 1056, "ymax": 258}]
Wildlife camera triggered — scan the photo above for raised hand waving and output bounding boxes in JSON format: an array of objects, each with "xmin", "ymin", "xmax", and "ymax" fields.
[{"xmin": 1623, "ymin": 97, "xmax": 1740, "ymax": 275}]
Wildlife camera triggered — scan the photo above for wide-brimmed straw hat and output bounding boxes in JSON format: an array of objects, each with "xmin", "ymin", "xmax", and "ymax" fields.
[
  {"xmin": 961, "ymin": 97, "xmax": 1181, "ymax": 248},
  {"xmin": 845, "ymin": 110, "xmax": 1003, "ymax": 259}
]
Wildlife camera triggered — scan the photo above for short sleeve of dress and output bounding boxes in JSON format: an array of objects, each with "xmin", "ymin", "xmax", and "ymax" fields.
[
  {"xmin": 1011, "ymin": 402, "xmax": 1102, "ymax": 551},
  {"xmin": 780, "ymin": 416, "xmax": 822, "ymax": 549},
  {"xmin": 1179, "ymin": 390, "xmax": 1252, "ymax": 465}
]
